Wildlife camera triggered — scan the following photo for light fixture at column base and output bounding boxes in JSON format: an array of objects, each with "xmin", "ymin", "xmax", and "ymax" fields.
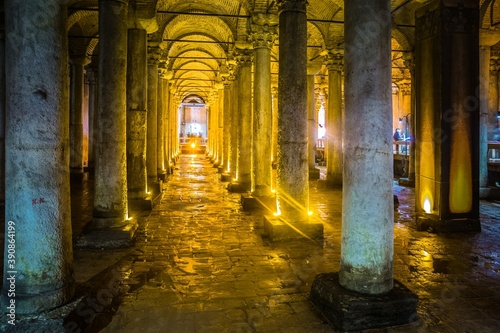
[{"xmin": 310, "ymin": 272, "xmax": 419, "ymax": 332}]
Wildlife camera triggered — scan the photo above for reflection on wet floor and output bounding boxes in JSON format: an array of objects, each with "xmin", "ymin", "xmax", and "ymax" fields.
[{"xmin": 72, "ymin": 154, "xmax": 500, "ymax": 333}]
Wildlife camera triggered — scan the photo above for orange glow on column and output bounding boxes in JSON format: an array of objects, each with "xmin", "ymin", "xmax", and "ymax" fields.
[{"xmin": 449, "ymin": 116, "xmax": 472, "ymax": 213}]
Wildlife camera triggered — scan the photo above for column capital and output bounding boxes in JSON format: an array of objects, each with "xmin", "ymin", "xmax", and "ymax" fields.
[
  {"xmin": 399, "ymin": 82, "xmax": 411, "ymax": 95},
  {"xmin": 249, "ymin": 13, "xmax": 279, "ymax": 49},
  {"xmin": 277, "ymin": 0, "xmax": 308, "ymax": 13},
  {"xmin": 235, "ymin": 48, "xmax": 253, "ymax": 66},
  {"xmin": 490, "ymin": 58, "xmax": 499, "ymax": 75},
  {"xmin": 148, "ymin": 45, "xmax": 161, "ymax": 64},
  {"xmin": 323, "ymin": 50, "xmax": 343, "ymax": 72}
]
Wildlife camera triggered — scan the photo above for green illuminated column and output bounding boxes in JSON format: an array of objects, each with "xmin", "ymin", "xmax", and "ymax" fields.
[
  {"xmin": 3, "ymin": 0, "xmax": 74, "ymax": 313},
  {"xmin": 341, "ymin": 0, "xmax": 394, "ymax": 294}
]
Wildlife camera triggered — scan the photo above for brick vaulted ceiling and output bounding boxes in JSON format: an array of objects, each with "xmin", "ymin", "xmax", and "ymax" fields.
[{"xmin": 67, "ymin": 0, "xmax": 500, "ymax": 102}]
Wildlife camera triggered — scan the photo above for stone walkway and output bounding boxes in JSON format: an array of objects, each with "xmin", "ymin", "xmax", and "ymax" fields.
[{"xmin": 89, "ymin": 154, "xmax": 500, "ymax": 332}]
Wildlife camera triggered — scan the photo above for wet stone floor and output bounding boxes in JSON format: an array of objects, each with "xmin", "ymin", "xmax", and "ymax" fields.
[{"xmin": 82, "ymin": 154, "xmax": 500, "ymax": 333}]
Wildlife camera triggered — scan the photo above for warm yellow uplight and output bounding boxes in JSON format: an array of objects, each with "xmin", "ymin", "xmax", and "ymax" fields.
[
  {"xmin": 308, "ymin": 211, "xmax": 313, "ymax": 216},
  {"xmin": 271, "ymin": 189, "xmax": 276, "ymax": 193},
  {"xmin": 423, "ymin": 198, "xmax": 431, "ymax": 214},
  {"xmin": 273, "ymin": 212, "xmax": 281, "ymax": 216},
  {"xmin": 191, "ymin": 143, "xmax": 196, "ymax": 148}
]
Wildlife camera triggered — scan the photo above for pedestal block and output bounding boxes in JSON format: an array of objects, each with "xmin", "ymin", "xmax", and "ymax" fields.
[{"xmin": 311, "ymin": 272, "xmax": 418, "ymax": 332}]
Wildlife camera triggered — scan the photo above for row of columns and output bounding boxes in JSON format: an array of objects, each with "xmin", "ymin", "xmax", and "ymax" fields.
[
  {"xmin": 0, "ymin": 0, "xmax": 492, "ymax": 324},
  {"xmin": 0, "ymin": 0, "xmax": 181, "ymax": 314}
]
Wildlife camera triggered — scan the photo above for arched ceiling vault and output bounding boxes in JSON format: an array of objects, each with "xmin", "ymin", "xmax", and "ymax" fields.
[{"xmin": 67, "ymin": 0, "xmax": 500, "ymax": 103}]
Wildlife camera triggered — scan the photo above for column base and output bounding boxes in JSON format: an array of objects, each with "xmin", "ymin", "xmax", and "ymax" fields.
[
  {"xmin": 228, "ymin": 181, "xmax": 250, "ymax": 193},
  {"xmin": 157, "ymin": 171, "xmax": 167, "ymax": 182},
  {"xmin": 217, "ymin": 166, "xmax": 224, "ymax": 174},
  {"xmin": 479, "ymin": 186, "xmax": 500, "ymax": 200},
  {"xmin": 76, "ymin": 218, "xmax": 139, "ymax": 248},
  {"xmin": 317, "ymin": 179, "xmax": 342, "ymax": 189},
  {"xmin": 416, "ymin": 214, "xmax": 481, "ymax": 233},
  {"xmin": 263, "ymin": 215, "xmax": 324, "ymax": 242},
  {"xmin": 310, "ymin": 272, "xmax": 419, "ymax": 332},
  {"xmin": 220, "ymin": 173, "xmax": 232, "ymax": 182},
  {"xmin": 128, "ymin": 197, "xmax": 153, "ymax": 211},
  {"xmin": 1, "ymin": 281, "xmax": 75, "ymax": 315},
  {"xmin": 241, "ymin": 194, "xmax": 276, "ymax": 212},
  {"xmin": 398, "ymin": 177, "xmax": 415, "ymax": 187},
  {"xmin": 309, "ymin": 168, "xmax": 320, "ymax": 180}
]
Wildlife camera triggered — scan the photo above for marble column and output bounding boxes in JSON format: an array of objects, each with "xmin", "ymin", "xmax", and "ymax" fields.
[
  {"xmin": 252, "ymin": 14, "xmax": 278, "ymax": 196},
  {"xmin": 403, "ymin": 53, "xmax": 416, "ymax": 184},
  {"xmin": 147, "ymin": 46, "xmax": 160, "ymax": 182},
  {"xmin": 277, "ymin": 0, "xmax": 309, "ymax": 221},
  {"xmin": 217, "ymin": 87, "xmax": 225, "ymax": 167},
  {"xmin": 87, "ymin": 68, "xmax": 97, "ymax": 170},
  {"xmin": 414, "ymin": 1, "xmax": 479, "ymax": 231},
  {"xmin": 479, "ymin": 46, "xmax": 490, "ymax": 191},
  {"xmin": 341, "ymin": 0, "xmax": 394, "ymax": 294},
  {"xmin": 0, "ymin": 30, "xmax": 5, "ymax": 204},
  {"xmin": 2, "ymin": 0, "xmax": 74, "ymax": 313},
  {"xmin": 234, "ymin": 50, "xmax": 253, "ymax": 190},
  {"xmin": 489, "ymin": 59, "xmax": 499, "ymax": 150},
  {"xmin": 325, "ymin": 51, "xmax": 343, "ymax": 187},
  {"xmin": 69, "ymin": 56, "xmax": 91, "ymax": 175},
  {"xmin": 157, "ymin": 74, "xmax": 165, "ymax": 172},
  {"xmin": 127, "ymin": 28, "xmax": 148, "ymax": 199},
  {"xmin": 307, "ymin": 65, "xmax": 320, "ymax": 180},
  {"xmin": 230, "ymin": 75, "xmax": 238, "ymax": 178},
  {"xmin": 222, "ymin": 82, "xmax": 231, "ymax": 173},
  {"xmin": 272, "ymin": 86, "xmax": 279, "ymax": 166}
]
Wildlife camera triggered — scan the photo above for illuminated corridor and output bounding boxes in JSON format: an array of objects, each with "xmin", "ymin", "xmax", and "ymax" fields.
[{"xmin": 51, "ymin": 154, "xmax": 500, "ymax": 332}]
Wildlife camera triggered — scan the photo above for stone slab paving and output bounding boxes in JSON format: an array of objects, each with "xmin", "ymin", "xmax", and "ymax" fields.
[{"xmin": 99, "ymin": 154, "xmax": 500, "ymax": 333}]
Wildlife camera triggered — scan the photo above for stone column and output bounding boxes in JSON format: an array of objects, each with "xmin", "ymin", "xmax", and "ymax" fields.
[
  {"xmin": 307, "ymin": 64, "xmax": 320, "ymax": 180},
  {"xmin": 157, "ymin": 73, "xmax": 165, "ymax": 173},
  {"xmin": 222, "ymin": 82, "xmax": 231, "ymax": 173},
  {"xmin": 251, "ymin": 14, "xmax": 278, "ymax": 196},
  {"xmin": 147, "ymin": 45, "xmax": 160, "ymax": 182},
  {"xmin": 272, "ymin": 85, "xmax": 279, "ymax": 165},
  {"xmin": 479, "ymin": 46, "xmax": 490, "ymax": 192},
  {"xmin": 69, "ymin": 56, "xmax": 91, "ymax": 176},
  {"xmin": 0, "ymin": 29, "xmax": 5, "ymax": 204},
  {"xmin": 277, "ymin": 0, "xmax": 309, "ymax": 221},
  {"xmin": 403, "ymin": 53, "xmax": 416, "ymax": 184},
  {"xmin": 2, "ymin": 0, "xmax": 74, "ymax": 313},
  {"xmin": 489, "ymin": 59, "xmax": 499, "ymax": 142},
  {"xmin": 325, "ymin": 51, "xmax": 343, "ymax": 187},
  {"xmin": 230, "ymin": 75, "xmax": 238, "ymax": 178},
  {"xmin": 87, "ymin": 68, "xmax": 97, "ymax": 170},
  {"xmin": 210, "ymin": 90, "xmax": 220, "ymax": 165},
  {"xmin": 414, "ymin": 1, "xmax": 479, "ymax": 231},
  {"xmin": 231, "ymin": 49, "xmax": 252, "ymax": 191},
  {"xmin": 126, "ymin": 28, "xmax": 148, "ymax": 200},
  {"xmin": 341, "ymin": 0, "xmax": 394, "ymax": 294},
  {"xmin": 217, "ymin": 87, "xmax": 224, "ymax": 167},
  {"xmin": 83, "ymin": 0, "xmax": 136, "ymax": 249}
]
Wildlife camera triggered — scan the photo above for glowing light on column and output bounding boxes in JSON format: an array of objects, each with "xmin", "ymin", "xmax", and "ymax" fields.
[
  {"xmin": 423, "ymin": 196, "xmax": 432, "ymax": 214},
  {"xmin": 449, "ymin": 115, "xmax": 472, "ymax": 213}
]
